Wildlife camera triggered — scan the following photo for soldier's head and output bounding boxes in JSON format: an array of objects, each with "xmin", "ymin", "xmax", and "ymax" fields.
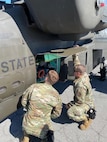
[
  {"xmin": 74, "ymin": 64, "xmax": 86, "ymax": 78},
  {"xmin": 45, "ymin": 70, "xmax": 59, "ymax": 85}
]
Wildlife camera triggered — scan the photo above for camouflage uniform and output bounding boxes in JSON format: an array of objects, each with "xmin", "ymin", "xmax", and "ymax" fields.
[
  {"xmin": 21, "ymin": 83, "xmax": 62, "ymax": 139},
  {"xmin": 67, "ymin": 54, "xmax": 95, "ymax": 122}
]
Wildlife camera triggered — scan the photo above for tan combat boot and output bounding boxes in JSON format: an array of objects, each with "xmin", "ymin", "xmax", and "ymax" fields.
[{"xmin": 79, "ymin": 118, "xmax": 92, "ymax": 130}]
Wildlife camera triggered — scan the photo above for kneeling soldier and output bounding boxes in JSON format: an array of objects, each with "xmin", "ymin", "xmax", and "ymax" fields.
[{"xmin": 66, "ymin": 46, "xmax": 96, "ymax": 130}]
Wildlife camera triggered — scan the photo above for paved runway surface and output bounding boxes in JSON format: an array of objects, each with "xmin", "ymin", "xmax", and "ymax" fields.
[{"xmin": 0, "ymin": 65, "xmax": 107, "ymax": 142}]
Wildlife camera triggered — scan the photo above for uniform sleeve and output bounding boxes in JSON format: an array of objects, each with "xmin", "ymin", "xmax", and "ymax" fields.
[
  {"xmin": 21, "ymin": 85, "xmax": 33, "ymax": 109},
  {"xmin": 74, "ymin": 86, "xmax": 87, "ymax": 104},
  {"xmin": 51, "ymin": 94, "xmax": 62, "ymax": 119},
  {"xmin": 72, "ymin": 54, "xmax": 81, "ymax": 67}
]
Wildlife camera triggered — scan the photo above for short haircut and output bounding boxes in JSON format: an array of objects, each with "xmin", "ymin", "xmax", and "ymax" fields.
[
  {"xmin": 74, "ymin": 64, "xmax": 86, "ymax": 74},
  {"xmin": 47, "ymin": 70, "xmax": 59, "ymax": 84}
]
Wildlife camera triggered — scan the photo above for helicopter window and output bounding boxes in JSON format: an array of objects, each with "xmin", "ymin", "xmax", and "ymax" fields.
[
  {"xmin": 12, "ymin": 81, "xmax": 21, "ymax": 88},
  {"xmin": 0, "ymin": 86, "xmax": 7, "ymax": 94}
]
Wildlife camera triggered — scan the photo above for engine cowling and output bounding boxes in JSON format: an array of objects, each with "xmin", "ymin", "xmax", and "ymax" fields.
[{"xmin": 25, "ymin": 0, "xmax": 106, "ymax": 40}]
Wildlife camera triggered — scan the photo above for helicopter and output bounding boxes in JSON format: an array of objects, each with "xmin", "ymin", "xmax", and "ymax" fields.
[{"xmin": 0, "ymin": 0, "xmax": 107, "ymax": 121}]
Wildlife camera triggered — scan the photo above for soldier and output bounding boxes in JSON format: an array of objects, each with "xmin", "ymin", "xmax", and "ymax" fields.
[
  {"xmin": 59, "ymin": 59, "xmax": 68, "ymax": 82},
  {"xmin": 99, "ymin": 57, "xmax": 106, "ymax": 81},
  {"xmin": 21, "ymin": 70, "xmax": 62, "ymax": 142},
  {"xmin": 66, "ymin": 46, "xmax": 96, "ymax": 130}
]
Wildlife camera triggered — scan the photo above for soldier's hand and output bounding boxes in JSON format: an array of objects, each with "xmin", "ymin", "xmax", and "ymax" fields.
[{"xmin": 65, "ymin": 102, "xmax": 74, "ymax": 109}]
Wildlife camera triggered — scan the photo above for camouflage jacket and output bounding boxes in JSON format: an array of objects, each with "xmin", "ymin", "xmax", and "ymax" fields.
[
  {"xmin": 21, "ymin": 83, "xmax": 62, "ymax": 139},
  {"xmin": 73, "ymin": 73, "xmax": 94, "ymax": 107}
]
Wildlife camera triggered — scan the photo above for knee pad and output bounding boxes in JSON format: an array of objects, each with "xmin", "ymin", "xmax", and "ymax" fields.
[{"xmin": 87, "ymin": 108, "xmax": 96, "ymax": 119}]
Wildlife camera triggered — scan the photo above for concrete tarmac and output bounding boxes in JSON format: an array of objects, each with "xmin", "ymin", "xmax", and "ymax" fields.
[{"xmin": 0, "ymin": 66, "xmax": 107, "ymax": 142}]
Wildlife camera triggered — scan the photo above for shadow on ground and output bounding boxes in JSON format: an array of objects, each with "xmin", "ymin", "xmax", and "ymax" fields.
[
  {"xmin": 53, "ymin": 80, "xmax": 73, "ymax": 94},
  {"xmin": 52, "ymin": 103, "xmax": 74, "ymax": 124},
  {"xmin": 90, "ymin": 75, "xmax": 107, "ymax": 94}
]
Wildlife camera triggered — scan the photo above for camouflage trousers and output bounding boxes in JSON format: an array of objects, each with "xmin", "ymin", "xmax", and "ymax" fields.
[{"xmin": 67, "ymin": 103, "xmax": 90, "ymax": 122}]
